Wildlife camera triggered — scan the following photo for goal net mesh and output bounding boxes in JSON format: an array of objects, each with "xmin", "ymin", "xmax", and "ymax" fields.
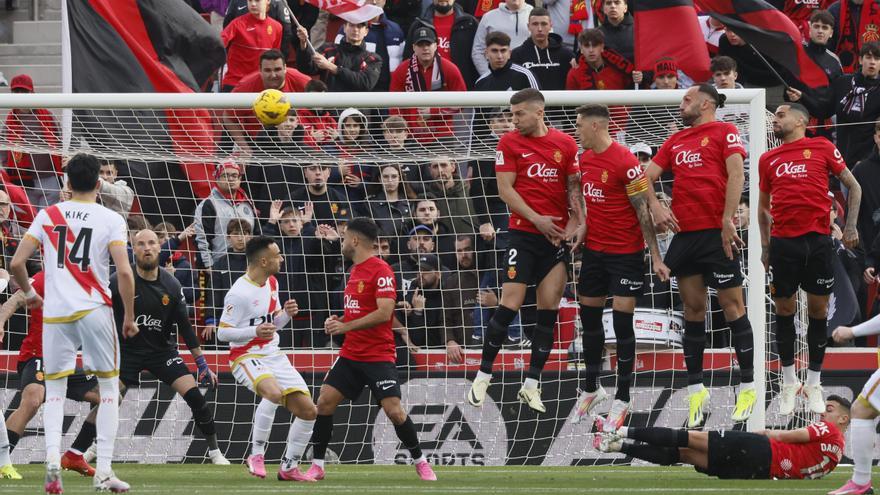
[{"xmin": 0, "ymin": 92, "xmax": 805, "ymax": 466}]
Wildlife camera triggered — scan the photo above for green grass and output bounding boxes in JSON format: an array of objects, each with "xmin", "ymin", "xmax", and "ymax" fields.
[{"xmin": 0, "ymin": 464, "xmax": 858, "ymax": 494}]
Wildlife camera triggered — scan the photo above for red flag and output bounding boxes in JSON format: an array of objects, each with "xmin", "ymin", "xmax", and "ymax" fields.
[
  {"xmin": 699, "ymin": 0, "xmax": 829, "ymax": 88},
  {"xmin": 633, "ymin": 0, "xmax": 711, "ymax": 83},
  {"xmin": 305, "ymin": 0, "xmax": 384, "ymax": 24}
]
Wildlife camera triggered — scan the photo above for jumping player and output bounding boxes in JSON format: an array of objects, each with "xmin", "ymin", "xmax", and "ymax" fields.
[
  {"xmin": 758, "ymin": 103, "xmax": 861, "ymax": 416},
  {"xmin": 644, "ymin": 84, "xmax": 756, "ymax": 427},
  {"xmin": 570, "ymin": 104, "xmax": 671, "ymax": 430},
  {"xmin": 467, "ymin": 88, "xmax": 585, "ymax": 414}
]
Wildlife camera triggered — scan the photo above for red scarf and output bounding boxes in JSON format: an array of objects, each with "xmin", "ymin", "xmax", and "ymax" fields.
[
  {"xmin": 4, "ymin": 109, "xmax": 62, "ymax": 181},
  {"xmin": 838, "ymin": 0, "xmax": 880, "ymax": 73},
  {"xmin": 570, "ymin": 0, "xmax": 600, "ymax": 35},
  {"xmin": 473, "ymin": 0, "xmax": 500, "ymax": 18}
]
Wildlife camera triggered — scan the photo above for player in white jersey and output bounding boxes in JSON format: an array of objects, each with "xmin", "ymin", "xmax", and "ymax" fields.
[
  {"xmin": 217, "ymin": 236, "xmax": 317, "ymax": 482},
  {"xmin": 10, "ymin": 154, "xmax": 137, "ymax": 494}
]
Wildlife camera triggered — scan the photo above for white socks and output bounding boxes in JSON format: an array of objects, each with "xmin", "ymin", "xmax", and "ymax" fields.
[
  {"xmin": 523, "ymin": 378, "xmax": 539, "ymax": 390},
  {"xmin": 782, "ymin": 365, "xmax": 797, "ymax": 385},
  {"xmin": 44, "ymin": 377, "xmax": 68, "ymax": 467},
  {"xmin": 686, "ymin": 383, "xmax": 703, "ymax": 395},
  {"xmin": 252, "ymin": 399, "xmax": 277, "ymax": 456},
  {"xmin": 0, "ymin": 409, "xmax": 10, "ymax": 466},
  {"xmin": 96, "ymin": 377, "xmax": 119, "ymax": 474},
  {"xmin": 851, "ymin": 418, "xmax": 875, "ymax": 485},
  {"xmin": 806, "ymin": 369, "xmax": 821, "ymax": 387},
  {"xmin": 475, "ymin": 370, "xmax": 492, "ymax": 382},
  {"xmin": 740, "ymin": 381, "xmax": 755, "ymax": 391},
  {"xmin": 282, "ymin": 417, "xmax": 315, "ymax": 466}
]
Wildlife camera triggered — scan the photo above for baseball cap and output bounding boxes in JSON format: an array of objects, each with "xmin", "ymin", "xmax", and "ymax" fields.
[
  {"xmin": 408, "ymin": 224, "xmax": 434, "ymax": 237},
  {"xmin": 630, "ymin": 143, "xmax": 652, "ymax": 157},
  {"xmin": 214, "ymin": 160, "xmax": 242, "ymax": 179},
  {"xmin": 413, "ymin": 26, "xmax": 437, "ymax": 44},
  {"xmin": 10, "ymin": 74, "xmax": 34, "ymax": 92},
  {"xmin": 653, "ymin": 58, "xmax": 678, "ymax": 78},
  {"xmin": 418, "ymin": 254, "xmax": 440, "ymax": 271}
]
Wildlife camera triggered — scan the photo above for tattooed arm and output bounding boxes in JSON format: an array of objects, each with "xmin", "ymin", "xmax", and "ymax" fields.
[
  {"xmin": 629, "ymin": 186, "xmax": 670, "ymax": 282},
  {"xmin": 565, "ymin": 172, "xmax": 586, "ymax": 252},
  {"xmin": 838, "ymin": 167, "xmax": 862, "ymax": 249}
]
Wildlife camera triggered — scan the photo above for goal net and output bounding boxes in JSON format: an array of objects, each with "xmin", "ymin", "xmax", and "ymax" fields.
[{"xmin": 0, "ymin": 89, "xmax": 802, "ymax": 466}]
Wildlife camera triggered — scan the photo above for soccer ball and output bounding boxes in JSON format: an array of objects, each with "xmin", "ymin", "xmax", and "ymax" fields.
[{"xmin": 252, "ymin": 88, "xmax": 291, "ymax": 126}]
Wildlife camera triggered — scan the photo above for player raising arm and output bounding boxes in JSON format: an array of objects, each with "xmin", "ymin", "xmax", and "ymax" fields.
[
  {"xmin": 758, "ymin": 103, "xmax": 861, "ymax": 416},
  {"xmin": 570, "ymin": 104, "xmax": 670, "ymax": 430}
]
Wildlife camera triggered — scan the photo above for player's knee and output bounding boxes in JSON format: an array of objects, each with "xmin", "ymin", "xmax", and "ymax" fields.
[
  {"xmin": 807, "ymin": 307, "xmax": 828, "ymax": 320},
  {"xmin": 297, "ymin": 400, "xmax": 318, "ymax": 421},
  {"xmin": 20, "ymin": 389, "xmax": 43, "ymax": 414},
  {"xmin": 385, "ymin": 407, "xmax": 407, "ymax": 425},
  {"xmin": 261, "ymin": 389, "xmax": 283, "ymax": 404},
  {"xmin": 316, "ymin": 395, "xmax": 338, "ymax": 415},
  {"xmin": 182, "ymin": 387, "xmax": 208, "ymax": 412},
  {"xmin": 683, "ymin": 307, "xmax": 707, "ymax": 322}
]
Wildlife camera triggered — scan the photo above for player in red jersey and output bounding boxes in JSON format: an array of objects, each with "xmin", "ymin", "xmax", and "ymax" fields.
[
  {"xmin": 596, "ymin": 396, "xmax": 850, "ymax": 481},
  {"xmin": 645, "ymin": 84, "xmax": 756, "ymax": 427},
  {"xmin": 758, "ymin": 103, "xmax": 861, "ymax": 417},
  {"xmin": 467, "ymin": 88, "xmax": 585, "ymax": 414},
  {"xmin": 309, "ymin": 217, "xmax": 437, "ymax": 482},
  {"xmin": 569, "ymin": 104, "xmax": 670, "ymax": 430}
]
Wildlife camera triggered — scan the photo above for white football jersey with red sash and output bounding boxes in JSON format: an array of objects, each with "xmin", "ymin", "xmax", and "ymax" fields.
[{"xmin": 218, "ymin": 274, "xmax": 281, "ymax": 366}]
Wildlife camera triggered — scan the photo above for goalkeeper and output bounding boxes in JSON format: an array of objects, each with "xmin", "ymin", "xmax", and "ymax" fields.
[{"xmin": 595, "ymin": 396, "xmax": 849, "ymax": 480}]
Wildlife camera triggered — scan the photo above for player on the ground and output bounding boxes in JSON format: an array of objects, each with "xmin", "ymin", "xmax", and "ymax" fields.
[
  {"xmin": 644, "ymin": 84, "xmax": 756, "ymax": 427},
  {"xmin": 570, "ymin": 104, "xmax": 671, "ymax": 429},
  {"xmin": 827, "ymin": 320, "xmax": 880, "ymax": 494},
  {"xmin": 0, "ymin": 270, "xmax": 104, "ymax": 479},
  {"xmin": 758, "ymin": 103, "xmax": 861, "ymax": 416},
  {"xmin": 10, "ymin": 153, "xmax": 137, "ymax": 494},
  {"xmin": 467, "ymin": 88, "xmax": 585, "ymax": 413},
  {"xmin": 217, "ymin": 235, "xmax": 316, "ymax": 482},
  {"xmin": 310, "ymin": 217, "xmax": 437, "ymax": 481},
  {"xmin": 595, "ymin": 396, "xmax": 850, "ymax": 481},
  {"xmin": 109, "ymin": 229, "xmax": 229, "ymax": 465}
]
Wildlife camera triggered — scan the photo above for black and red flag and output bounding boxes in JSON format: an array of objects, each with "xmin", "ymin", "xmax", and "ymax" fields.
[
  {"xmin": 632, "ymin": 0, "xmax": 711, "ymax": 83},
  {"xmin": 698, "ymin": 0, "xmax": 829, "ymax": 89},
  {"xmin": 63, "ymin": 0, "xmax": 225, "ymax": 206}
]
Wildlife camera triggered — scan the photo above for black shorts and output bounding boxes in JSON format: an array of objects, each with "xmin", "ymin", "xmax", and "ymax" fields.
[
  {"xmin": 704, "ymin": 430, "xmax": 771, "ymax": 480},
  {"xmin": 323, "ymin": 356, "xmax": 401, "ymax": 402},
  {"xmin": 120, "ymin": 349, "xmax": 193, "ymax": 387},
  {"xmin": 504, "ymin": 230, "xmax": 568, "ymax": 286},
  {"xmin": 664, "ymin": 229, "xmax": 743, "ymax": 289},
  {"xmin": 17, "ymin": 358, "xmax": 96, "ymax": 401},
  {"xmin": 578, "ymin": 248, "xmax": 645, "ymax": 297},
  {"xmin": 769, "ymin": 233, "xmax": 834, "ymax": 298}
]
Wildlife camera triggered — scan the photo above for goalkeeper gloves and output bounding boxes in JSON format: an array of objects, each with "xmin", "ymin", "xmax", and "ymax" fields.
[{"xmin": 195, "ymin": 355, "xmax": 218, "ymax": 388}]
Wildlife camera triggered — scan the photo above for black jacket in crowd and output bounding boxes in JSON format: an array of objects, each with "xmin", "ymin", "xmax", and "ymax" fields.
[
  {"xmin": 297, "ymin": 39, "xmax": 383, "ymax": 92},
  {"xmin": 823, "ymin": 73, "xmax": 880, "ymax": 167},
  {"xmin": 854, "ymin": 148, "xmax": 880, "ymax": 264},
  {"xmin": 598, "ymin": 12, "xmax": 634, "ymax": 62},
  {"xmin": 510, "ymin": 33, "xmax": 574, "ymax": 90},
  {"xmin": 356, "ymin": 195, "xmax": 412, "ymax": 238},
  {"xmin": 224, "ymin": 0, "xmax": 295, "ymax": 58},
  {"xmin": 290, "ymin": 185, "xmax": 351, "ymax": 227},
  {"xmin": 205, "ymin": 250, "xmax": 248, "ymax": 325},
  {"xmin": 408, "ymin": 5, "xmax": 479, "ymax": 88},
  {"xmin": 474, "ymin": 59, "xmax": 540, "ymax": 91}
]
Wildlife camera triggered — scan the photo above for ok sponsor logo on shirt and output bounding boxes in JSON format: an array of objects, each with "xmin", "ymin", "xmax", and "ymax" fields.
[{"xmin": 775, "ymin": 161, "xmax": 808, "ymax": 179}]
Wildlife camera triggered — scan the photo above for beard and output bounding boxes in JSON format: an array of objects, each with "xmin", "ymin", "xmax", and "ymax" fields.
[
  {"xmin": 136, "ymin": 256, "xmax": 159, "ymax": 272},
  {"xmin": 434, "ymin": 3, "xmax": 453, "ymax": 13},
  {"xmin": 772, "ymin": 126, "xmax": 786, "ymax": 139},
  {"xmin": 680, "ymin": 109, "xmax": 698, "ymax": 127}
]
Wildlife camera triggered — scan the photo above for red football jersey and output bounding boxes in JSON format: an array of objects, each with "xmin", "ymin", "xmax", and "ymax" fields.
[
  {"xmin": 495, "ymin": 128, "xmax": 579, "ymax": 235},
  {"xmin": 230, "ymin": 68, "xmax": 313, "ymax": 137},
  {"xmin": 221, "ymin": 15, "xmax": 282, "ymax": 87},
  {"xmin": 339, "ymin": 256, "xmax": 397, "ymax": 363},
  {"xmin": 580, "ymin": 141, "xmax": 645, "ymax": 254},
  {"xmin": 18, "ymin": 271, "xmax": 44, "ymax": 363},
  {"xmin": 759, "ymin": 137, "xmax": 846, "ymax": 238},
  {"xmin": 653, "ymin": 120, "xmax": 746, "ymax": 232},
  {"xmin": 770, "ymin": 421, "xmax": 845, "ymax": 480},
  {"xmin": 433, "ymin": 14, "xmax": 454, "ymax": 60}
]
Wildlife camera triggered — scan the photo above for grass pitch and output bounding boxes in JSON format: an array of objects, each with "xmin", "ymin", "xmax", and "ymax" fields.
[{"xmin": 0, "ymin": 464, "xmax": 855, "ymax": 494}]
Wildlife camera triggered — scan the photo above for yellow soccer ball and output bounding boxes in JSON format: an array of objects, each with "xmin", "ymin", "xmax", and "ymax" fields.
[{"xmin": 252, "ymin": 88, "xmax": 291, "ymax": 126}]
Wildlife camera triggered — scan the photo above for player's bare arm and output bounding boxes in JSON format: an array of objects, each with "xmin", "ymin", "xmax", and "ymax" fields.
[
  {"xmin": 110, "ymin": 243, "xmax": 138, "ymax": 338},
  {"xmin": 838, "ymin": 168, "xmax": 862, "ymax": 249},
  {"xmin": 0, "ymin": 290, "xmax": 24, "ymax": 344},
  {"xmin": 9, "ymin": 235, "xmax": 40, "ymax": 309},
  {"xmin": 643, "ymin": 161, "xmax": 679, "ymax": 233},
  {"xmin": 325, "ymin": 297, "xmax": 395, "ymax": 336},
  {"xmin": 565, "ymin": 172, "xmax": 586, "ymax": 252},
  {"xmin": 497, "ymin": 171, "xmax": 565, "ymax": 244},
  {"xmin": 630, "ymin": 188, "xmax": 670, "ymax": 282},
  {"xmin": 757, "ymin": 189, "xmax": 772, "ymax": 270},
  {"xmin": 722, "ymin": 153, "xmax": 746, "ymax": 260}
]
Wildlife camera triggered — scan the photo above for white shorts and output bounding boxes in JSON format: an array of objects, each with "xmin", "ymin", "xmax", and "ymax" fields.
[
  {"xmin": 42, "ymin": 306, "xmax": 119, "ymax": 380},
  {"xmin": 860, "ymin": 368, "xmax": 880, "ymax": 412},
  {"xmin": 231, "ymin": 353, "xmax": 309, "ymax": 399}
]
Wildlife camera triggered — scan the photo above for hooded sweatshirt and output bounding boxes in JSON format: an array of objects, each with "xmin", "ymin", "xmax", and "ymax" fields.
[
  {"xmin": 471, "ymin": 2, "xmax": 534, "ymax": 76},
  {"xmin": 510, "ymin": 33, "xmax": 574, "ymax": 90}
]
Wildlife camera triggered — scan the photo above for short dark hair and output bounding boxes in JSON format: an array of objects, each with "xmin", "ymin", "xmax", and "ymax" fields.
[
  {"xmin": 245, "ymin": 236, "xmax": 277, "ymax": 264},
  {"xmin": 66, "ymin": 154, "xmax": 101, "ymax": 193},
  {"xmin": 826, "ymin": 394, "xmax": 852, "ymax": 414},
  {"xmin": 260, "ymin": 49, "xmax": 285, "ymax": 65},
  {"xmin": 710, "ymin": 55, "xmax": 737, "ymax": 73},
  {"xmin": 485, "ymin": 31, "xmax": 511, "ymax": 48},
  {"xmin": 785, "ymin": 102, "xmax": 811, "ymax": 122},
  {"xmin": 575, "ymin": 103, "xmax": 610, "ymax": 119},
  {"xmin": 509, "ymin": 88, "xmax": 545, "ymax": 106},
  {"xmin": 578, "ymin": 28, "xmax": 604, "ymax": 47},
  {"xmin": 305, "ymin": 79, "xmax": 327, "ymax": 93},
  {"xmin": 529, "ymin": 7, "xmax": 550, "ymax": 18},
  {"xmin": 809, "ymin": 9, "xmax": 835, "ymax": 27},
  {"xmin": 347, "ymin": 217, "xmax": 379, "ymax": 242},
  {"xmin": 695, "ymin": 83, "xmax": 727, "ymax": 108},
  {"xmin": 227, "ymin": 218, "xmax": 253, "ymax": 236},
  {"xmin": 861, "ymin": 41, "xmax": 880, "ymax": 58}
]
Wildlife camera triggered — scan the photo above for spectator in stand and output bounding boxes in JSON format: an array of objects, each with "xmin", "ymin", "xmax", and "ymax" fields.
[
  {"xmin": 335, "ymin": 0, "xmax": 406, "ymax": 91},
  {"xmin": 299, "ymin": 80, "xmax": 338, "ymax": 150},
  {"xmin": 97, "ymin": 160, "xmax": 134, "ymax": 218},
  {"xmin": 359, "ymin": 163, "xmax": 415, "ymax": 238},
  {"xmin": 566, "ymin": 28, "xmax": 632, "ymax": 90},
  {"xmin": 697, "ymin": 14, "xmax": 725, "ymax": 57},
  {"xmin": 471, "ymin": 0, "xmax": 533, "ymax": 77},
  {"xmin": 204, "ymin": 218, "xmax": 252, "ymax": 339},
  {"xmin": 828, "ymin": 0, "xmax": 880, "ymax": 74},
  {"xmin": 407, "ymin": 195, "xmax": 458, "ymax": 268},
  {"xmin": 854, "ymin": 122, "xmax": 880, "ymax": 259},
  {"xmin": 410, "ymin": 0, "xmax": 479, "ymax": 89},
  {"xmin": 625, "ymin": 58, "xmax": 684, "ymax": 144},
  {"xmin": 220, "ymin": 0, "xmax": 282, "ymax": 91},
  {"xmin": 399, "ymin": 253, "xmax": 447, "ymax": 348},
  {"xmin": 598, "ymin": 0, "xmax": 633, "ymax": 63},
  {"xmin": 2, "ymin": 74, "xmax": 62, "ymax": 209},
  {"xmin": 295, "ymin": 21, "xmax": 382, "ymax": 92},
  {"xmin": 652, "ymin": 57, "xmax": 680, "ymax": 89},
  {"xmin": 326, "ymin": 108, "xmax": 374, "ymax": 202},
  {"xmin": 475, "ymin": 31, "xmax": 540, "ymax": 90},
  {"xmin": 470, "ymin": 108, "xmax": 511, "ymax": 249},
  {"xmin": 224, "ymin": 0, "xmax": 294, "ymax": 58},
  {"xmin": 393, "ymin": 224, "xmax": 438, "ymax": 294},
  {"xmin": 291, "ymin": 164, "xmax": 350, "ymax": 226},
  {"xmin": 378, "ymin": 115, "xmax": 423, "ymax": 192},
  {"xmin": 768, "ymin": 0, "xmax": 834, "ymax": 38},
  {"xmin": 386, "ymin": 0, "xmax": 422, "ymax": 34},
  {"xmin": 0, "ymin": 189, "xmax": 37, "ymax": 277},
  {"xmin": 0, "ymin": 176, "xmax": 35, "ymax": 228},
  {"xmin": 542, "ymin": 0, "xmax": 579, "ymax": 49},
  {"xmin": 154, "ymin": 221, "xmax": 199, "ymax": 307},
  {"xmin": 442, "ymin": 235, "xmax": 480, "ymax": 361},
  {"xmin": 630, "ymin": 142, "xmax": 652, "ymax": 165},
  {"xmin": 225, "ymin": 49, "xmax": 311, "ymax": 154},
  {"xmin": 390, "ymin": 26, "xmax": 467, "ymax": 145},
  {"xmin": 426, "ymin": 157, "xmax": 478, "ymax": 241},
  {"xmin": 710, "ymin": 55, "xmax": 743, "ymax": 89},
  {"xmin": 510, "ymin": 8, "xmax": 574, "ymax": 91},
  {"xmin": 194, "ymin": 161, "xmax": 257, "ymax": 269}
]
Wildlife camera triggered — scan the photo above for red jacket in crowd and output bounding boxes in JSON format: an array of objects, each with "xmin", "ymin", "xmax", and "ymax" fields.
[
  {"xmin": 389, "ymin": 55, "xmax": 467, "ymax": 144},
  {"xmin": 3, "ymin": 108, "xmax": 62, "ymax": 185}
]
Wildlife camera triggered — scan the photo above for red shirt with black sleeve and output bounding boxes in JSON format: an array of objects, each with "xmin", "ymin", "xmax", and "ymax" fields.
[
  {"xmin": 221, "ymin": 14, "xmax": 282, "ymax": 87},
  {"xmin": 339, "ymin": 256, "xmax": 397, "ymax": 363},
  {"xmin": 17, "ymin": 271, "xmax": 44, "ymax": 363},
  {"xmin": 770, "ymin": 421, "xmax": 845, "ymax": 480}
]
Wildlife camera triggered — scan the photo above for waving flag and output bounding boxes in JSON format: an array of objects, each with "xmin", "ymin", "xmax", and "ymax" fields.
[
  {"xmin": 633, "ymin": 0, "xmax": 711, "ymax": 82},
  {"xmin": 306, "ymin": 0, "xmax": 384, "ymax": 24}
]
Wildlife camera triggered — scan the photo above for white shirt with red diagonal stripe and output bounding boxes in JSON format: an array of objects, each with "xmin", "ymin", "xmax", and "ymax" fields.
[
  {"xmin": 218, "ymin": 274, "xmax": 281, "ymax": 362},
  {"xmin": 24, "ymin": 201, "xmax": 127, "ymax": 322}
]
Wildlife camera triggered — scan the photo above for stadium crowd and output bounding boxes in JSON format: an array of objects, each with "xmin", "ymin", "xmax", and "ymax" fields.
[{"xmin": 2, "ymin": 0, "xmax": 880, "ymax": 366}]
